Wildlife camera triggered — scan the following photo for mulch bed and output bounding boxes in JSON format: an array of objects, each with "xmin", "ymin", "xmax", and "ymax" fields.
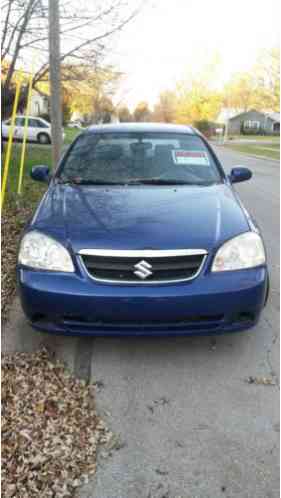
[{"xmin": 2, "ymin": 349, "xmax": 112, "ymax": 498}]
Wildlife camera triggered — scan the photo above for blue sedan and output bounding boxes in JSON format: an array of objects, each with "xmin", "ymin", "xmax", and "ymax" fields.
[{"xmin": 17, "ymin": 123, "xmax": 269, "ymax": 336}]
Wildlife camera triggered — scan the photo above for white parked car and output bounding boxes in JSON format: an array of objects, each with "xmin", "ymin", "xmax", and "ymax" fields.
[
  {"xmin": 68, "ymin": 121, "xmax": 83, "ymax": 129},
  {"xmin": 2, "ymin": 116, "xmax": 65, "ymax": 144}
]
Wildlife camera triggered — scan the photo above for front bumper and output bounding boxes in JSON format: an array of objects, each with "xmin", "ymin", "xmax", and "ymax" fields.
[{"xmin": 17, "ymin": 263, "xmax": 268, "ymax": 336}]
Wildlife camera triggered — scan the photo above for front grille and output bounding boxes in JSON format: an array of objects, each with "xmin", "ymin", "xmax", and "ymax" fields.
[
  {"xmin": 31, "ymin": 312, "xmax": 225, "ymax": 334},
  {"xmin": 79, "ymin": 249, "xmax": 207, "ymax": 283},
  {"xmin": 61, "ymin": 313, "xmax": 224, "ymax": 327}
]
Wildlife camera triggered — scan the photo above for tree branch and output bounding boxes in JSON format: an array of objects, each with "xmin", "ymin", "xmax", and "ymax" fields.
[
  {"xmin": 33, "ymin": 8, "xmax": 137, "ymax": 85},
  {"xmin": 3, "ymin": 0, "xmax": 38, "ymax": 91},
  {"xmin": 1, "ymin": 0, "xmax": 14, "ymax": 53}
]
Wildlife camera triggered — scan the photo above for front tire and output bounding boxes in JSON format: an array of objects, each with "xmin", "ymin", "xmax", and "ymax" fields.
[{"xmin": 37, "ymin": 133, "xmax": 51, "ymax": 145}]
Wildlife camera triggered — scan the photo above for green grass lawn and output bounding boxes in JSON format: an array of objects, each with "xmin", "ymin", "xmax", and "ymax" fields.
[
  {"xmin": 3, "ymin": 126, "xmax": 82, "ymax": 201},
  {"xmin": 64, "ymin": 127, "xmax": 82, "ymax": 144},
  {"xmin": 3, "ymin": 143, "xmax": 51, "ymax": 206},
  {"xmin": 225, "ymin": 143, "xmax": 280, "ymax": 160},
  {"xmin": 3, "ymin": 126, "xmax": 83, "ymax": 204},
  {"xmin": 228, "ymin": 135, "xmax": 280, "ymax": 143}
]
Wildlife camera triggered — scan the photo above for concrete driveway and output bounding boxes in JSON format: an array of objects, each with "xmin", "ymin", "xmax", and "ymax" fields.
[{"xmin": 2, "ymin": 147, "xmax": 279, "ymax": 498}]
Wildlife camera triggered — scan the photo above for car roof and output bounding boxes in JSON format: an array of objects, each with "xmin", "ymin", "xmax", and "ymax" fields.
[
  {"xmin": 14, "ymin": 115, "xmax": 46, "ymax": 120},
  {"xmin": 86, "ymin": 122, "xmax": 196, "ymax": 135}
]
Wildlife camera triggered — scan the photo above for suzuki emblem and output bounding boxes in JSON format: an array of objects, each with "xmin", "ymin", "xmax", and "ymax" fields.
[{"xmin": 134, "ymin": 260, "xmax": 153, "ymax": 280}]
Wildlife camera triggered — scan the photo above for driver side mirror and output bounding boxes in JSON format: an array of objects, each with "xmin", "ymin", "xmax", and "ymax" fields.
[
  {"xmin": 30, "ymin": 165, "xmax": 50, "ymax": 183},
  {"xmin": 229, "ymin": 167, "xmax": 252, "ymax": 184}
]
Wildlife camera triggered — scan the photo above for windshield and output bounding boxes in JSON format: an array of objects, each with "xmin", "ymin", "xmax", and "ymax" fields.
[{"xmin": 58, "ymin": 132, "xmax": 222, "ymax": 186}]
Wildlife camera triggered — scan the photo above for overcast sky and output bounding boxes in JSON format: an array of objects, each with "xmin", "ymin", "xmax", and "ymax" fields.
[{"xmin": 111, "ymin": 0, "xmax": 280, "ymax": 109}]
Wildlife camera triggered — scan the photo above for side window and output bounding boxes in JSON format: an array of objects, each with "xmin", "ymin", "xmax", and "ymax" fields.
[
  {"xmin": 28, "ymin": 119, "xmax": 39, "ymax": 128},
  {"xmin": 15, "ymin": 118, "xmax": 24, "ymax": 126},
  {"xmin": 37, "ymin": 120, "xmax": 49, "ymax": 128}
]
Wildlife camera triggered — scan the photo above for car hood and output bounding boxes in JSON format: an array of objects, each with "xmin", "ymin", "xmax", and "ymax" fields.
[{"xmin": 31, "ymin": 183, "xmax": 249, "ymax": 253}]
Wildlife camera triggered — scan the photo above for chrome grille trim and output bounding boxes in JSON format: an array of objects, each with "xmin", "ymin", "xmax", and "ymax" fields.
[
  {"xmin": 78, "ymin": 249, "xmax": 207, "ymax": 257},
  {"xmin": 78, "ymin": 249, "xmax": 208, "ymax": 285}
]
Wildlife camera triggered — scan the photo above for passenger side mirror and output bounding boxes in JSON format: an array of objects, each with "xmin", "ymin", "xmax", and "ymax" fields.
[
  {"xmin": 229, "ymin": 167, "xmax": 252, "ymax": 184},
  {"xmin": 30, "ymin": 165, "xmax": 50, "ymax": 183}
]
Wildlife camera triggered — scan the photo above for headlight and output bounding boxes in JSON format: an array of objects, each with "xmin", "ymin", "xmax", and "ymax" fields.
[
  {"xmin": 212, "ymin": 232, "xmax": 265, "ymax": 272},
  {"xmin": 18, "ymin": 231, "xmax": 74, "ymax": 272}
]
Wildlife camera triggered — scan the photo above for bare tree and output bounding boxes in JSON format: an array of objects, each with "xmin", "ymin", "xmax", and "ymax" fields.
[
  {"xmin": 1, "ymin": 0, "xmax": 142, "ymax": 95},
  {"xmin": 2, "ymin": 0, "xmax": 39, "ymax": 92}
]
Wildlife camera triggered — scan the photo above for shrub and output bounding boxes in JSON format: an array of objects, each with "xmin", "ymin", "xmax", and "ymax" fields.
[{"xmin": 193, "ymin": 120, "xmax": 222, "ymax": 138}]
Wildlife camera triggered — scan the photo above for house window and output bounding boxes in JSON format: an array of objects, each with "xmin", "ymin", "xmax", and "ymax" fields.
[{"xmin": 244, "ymin": 120, "xmax": 260, "ymax": 129}]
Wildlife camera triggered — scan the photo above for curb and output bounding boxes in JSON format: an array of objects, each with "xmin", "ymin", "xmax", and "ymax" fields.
[{"xmin": 214, "ymin": 145, "xmax": 280, "ymax": 164}]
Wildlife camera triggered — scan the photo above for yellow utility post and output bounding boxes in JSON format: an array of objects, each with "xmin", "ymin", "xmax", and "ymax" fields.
[
  {"xmin": 17, "ymin": 72, "xmax": 33, "ymax": 195},
  {"xmin": 1, "ymin": 77, "xmax": 22, "ymax": 208}
]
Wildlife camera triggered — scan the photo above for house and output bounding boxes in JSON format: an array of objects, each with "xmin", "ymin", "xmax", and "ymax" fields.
[
  {"xmin": 228, "ymin": 109, "xmax": 280, "ymax": 135},
  {"xmin": 30, "ymin": 90, "xmax": 49, "ymax": 117},
  {"xmin": 217, "ymin": 108, "xmax": 244, "ymax": 124}
]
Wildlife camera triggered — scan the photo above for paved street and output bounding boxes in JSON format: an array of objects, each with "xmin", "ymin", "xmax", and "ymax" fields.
[{"xmin": 2, "ymin": 147, "xmax": 280, "ymax": 498}]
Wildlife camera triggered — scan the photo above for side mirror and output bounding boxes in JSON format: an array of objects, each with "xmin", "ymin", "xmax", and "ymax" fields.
[
  {"xmin": 30, "ymin": 165, "xmax": 50, "ymax": 183},
  {"xmin": 229, "ymin": 167, "xmax": 252, "ymax": 184}
]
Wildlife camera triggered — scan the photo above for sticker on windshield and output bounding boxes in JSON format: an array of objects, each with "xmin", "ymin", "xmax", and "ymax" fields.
[{"xmin": 172, "ymin": 150, "xmax": 210, "ymax": 166}]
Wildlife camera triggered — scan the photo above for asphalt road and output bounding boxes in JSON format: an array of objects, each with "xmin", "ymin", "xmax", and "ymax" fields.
[{"xmin": 3, "ymin": 147, "xmax": 280, "ymax": 498}]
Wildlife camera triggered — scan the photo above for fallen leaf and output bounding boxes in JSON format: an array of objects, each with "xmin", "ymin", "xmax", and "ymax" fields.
[
  {"xmin": 2, "ymin": 349, "xmax": 110, "ymax": 498},
  {"xmin": 245, "ymin": 376, "xmax": 276, "ymax": 385}
]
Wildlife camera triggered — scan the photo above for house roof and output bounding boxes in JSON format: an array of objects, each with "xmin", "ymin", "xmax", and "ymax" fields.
[
  {"xmin": 266, "ymin": 112, "xmax": 280, "ymax": 123},
  {"xmin": 228, "ymin": 109, "xmax": 280, "ymax": 123},
  {"xmin": 217, "ymin": 108, "xmax": 244, "ymax": 123}
]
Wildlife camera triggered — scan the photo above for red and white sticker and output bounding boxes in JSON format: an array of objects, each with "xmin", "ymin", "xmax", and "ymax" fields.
[{"xmin": 172, "ymin": 150, "xmax": 210, "ymax": 166}]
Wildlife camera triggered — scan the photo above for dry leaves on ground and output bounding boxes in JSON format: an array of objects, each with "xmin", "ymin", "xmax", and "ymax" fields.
[
  {"xmin": 245, "ymin": 375, "xmax": 276, "ymax": 386},
  {"xmin": 2, "ymin": 349, "xmax": 112, "ymax": 498},
  {"xmin": 1, "ymin": 201, "xmax": 32, "ymax": 321}
]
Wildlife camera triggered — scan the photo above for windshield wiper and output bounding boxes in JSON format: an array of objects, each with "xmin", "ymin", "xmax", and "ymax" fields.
[
  {"xmin": 56, "ymin": 178, "xmax": 124, "ymax": 185},
  {"xmin": 125, "ymin": 178, "xmax": 213, "ymax": 186},
  {"xmin": 56, "ymin": 178, "xmax": 215, "ymax": 187}
]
